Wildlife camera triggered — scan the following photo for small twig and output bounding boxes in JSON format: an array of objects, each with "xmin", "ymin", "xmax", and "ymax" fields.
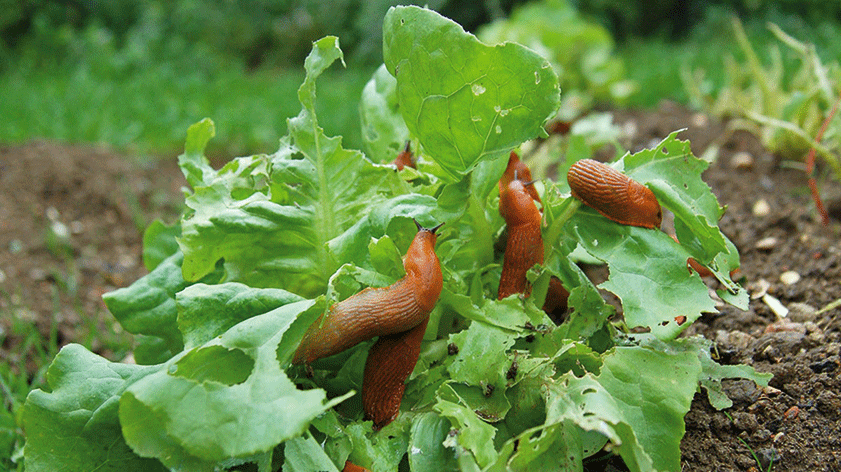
[{"xmin": 805, "ymin": 89, "xmax": 841, "ymax": 226}]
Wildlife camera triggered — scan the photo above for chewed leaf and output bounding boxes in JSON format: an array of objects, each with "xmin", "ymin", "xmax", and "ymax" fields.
[
  {"xmin": 383, "ymin": 6, "xmax": 560, "ymax": 180},
  {"xmin": 569, "ymin": 208, "xmax": 716, "ymax": 339}
]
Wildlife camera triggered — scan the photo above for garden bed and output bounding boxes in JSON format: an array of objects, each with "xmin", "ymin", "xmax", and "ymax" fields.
[{"xmin": 1, "ymin": 102, "xmax": 839, "ymax": 471}]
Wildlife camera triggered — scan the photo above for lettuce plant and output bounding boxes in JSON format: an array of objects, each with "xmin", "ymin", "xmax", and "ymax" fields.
[{"xmin": 23, "ymin": 7, "xmax": 768, "ymax": 472}]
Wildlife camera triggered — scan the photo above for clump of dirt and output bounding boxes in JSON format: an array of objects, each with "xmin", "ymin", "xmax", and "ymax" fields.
[
  {"xmin": 1, "ymin": 101, "xmax": 839, "ymax": 470},
  {"xmin": 0, "ymin": 141, "xmax": 184, "ymax": 373}
]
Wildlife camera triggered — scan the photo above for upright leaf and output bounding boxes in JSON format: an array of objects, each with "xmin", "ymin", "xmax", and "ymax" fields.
[
  {"xmin": 359, "ymin": 64, "xmax": 410, "ymax": 163},
  {"xmin": 383, "ymin": 6, "xmax": 560, "ymax": 180},
  {"xmin": 178, "ymin": 37, "xmax": 403, "ymax": 295}
]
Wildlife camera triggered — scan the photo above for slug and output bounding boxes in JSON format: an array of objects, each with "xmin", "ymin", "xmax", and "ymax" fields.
[
  {"xmin": 342, "ymin": 461, "xmax": 372, "ymax": 472},
  {"xmin": 669, "ymin": 234, "xmax": 714, "ymax": 277},
  {"xmin": 497, "ymin": 155, "xmax": 569, "ymax": 318},
  {"xmin": 567, "ymin": 159, "xmax": 662, "ymax": 229},
  {"xmin": 292, "ymin": 221, "xmax": 443, "ymax": 365},
  {"xmin": 499, "ymin": 152, "xmax": 541, "ymax": 217},
  {"xmin": 542, "ymin": 276, "xmax": 570, "ymax": 322},
  {"xmin": 498, "ymin": 178, "xmax": 544, "ymax": 299},
  {"xmin": 362, "ymin": 317, "xmax": 429, "ymax": 429},
  {"xmin": 392, "ymin": 141, "xmax": 416, "ymax": 170}
]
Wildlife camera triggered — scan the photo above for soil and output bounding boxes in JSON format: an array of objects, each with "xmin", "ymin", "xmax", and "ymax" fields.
[{"xmin": 1, "ymin": 102, "xmax": 840, "ymax": 471}]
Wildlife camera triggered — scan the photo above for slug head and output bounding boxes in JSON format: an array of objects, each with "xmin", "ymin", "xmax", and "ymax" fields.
[
  {"xmin": 499, "ymin": 151, "xmax": 541, "ymax": 209},
  {"xmin": 627, "ymin": 180, "xmax": 663, "ymax": 228},
  {"xmin": 405, "ymin": 221, "xmax": 444, "ymax": 312},
  {"xmin": 500, "ymin": 180, "xmax": 542, "ymax": 227}
]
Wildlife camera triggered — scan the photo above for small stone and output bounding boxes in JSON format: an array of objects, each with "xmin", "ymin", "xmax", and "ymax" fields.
[
  {"xmin": 691, "ymin": 113, "xmax": 709, "ymax": 127},
  {"xmin": 764, "ymin": 320, "xmax": 805, "ymax": 334},
  {"xmin": 732, "ymin": 151, "xmax": 755, "ymax": 169},
  {"xmin": 755, "ymin": 237, "xmax": 778, "ymax": 250},
  {"xmin": 763, "ymin": 294, "xmax": 789, "ymax": 318},
  {"xmin": 756, "ymin": 448, "xmax": 780, "ymax": 470},
  {"xmin": 749, "ymin": 279, "xmax": 771, "ymax": 299},
  {"xmin": 762, "ymin": 385, "xmax": 782, "ymax": 396},
  {"xmin": 46, "ymin": 206, "xmax": 60, "ymax": 221},
  {"xmin": 752, "ymin": 199, "xmax": 770, "ymax": 217},
  {"xmin": 70, "ymin": 220, "xmax": 84, "ymax": 234},
  {"xmin": 29, "ymin": 267, "xmax": 48, "ymax": 281},
  {"xmin": 729, "ymin": 331, "xmax": 756, "ymax": 350},
  {"xmin": 788, "ymin": 303, "xmax": 818, "ymax": 322},
  {"xmin": 780, "ymin": 270, "xmax": 801, "ymax": 285}
]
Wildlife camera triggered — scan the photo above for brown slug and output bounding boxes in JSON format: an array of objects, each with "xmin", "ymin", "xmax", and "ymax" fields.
[
  {"xmin": 392, "ymin": 141, "xmax": 415, "ymax": 170},
  {"xmin": 361, "ymin": 317, "xmax": 429, "ymax": 429},
  {"xmin": 292, "ymin": 222, "xmax": 443, "ymax": 365},
  {"xmin": 567, "ymin": 159, "xmax": 662, "ymax": 229},
  {"xmin": 498, "ymin": 178, "xmax": 544, "ymax": 300}
]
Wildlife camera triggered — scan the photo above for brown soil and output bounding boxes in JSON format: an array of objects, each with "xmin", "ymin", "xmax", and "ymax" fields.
[
  {"xmin": 1, "ymin": 102, "xmax": 840, "ymax": 470},
  {"xmin": 0, "ymin": 141, "xmax": 184, "ymax": 372}
]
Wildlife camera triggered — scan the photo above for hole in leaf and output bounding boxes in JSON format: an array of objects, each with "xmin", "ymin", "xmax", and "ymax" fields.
[
  {"xmin": 172, "ymin": 345, "xmax": 254, "ymax": 386},
  {"xmin": 582, "ymin": 387, "xmax": 597, "ymax": 395}
]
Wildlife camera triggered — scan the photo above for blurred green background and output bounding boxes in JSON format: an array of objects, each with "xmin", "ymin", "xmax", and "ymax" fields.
[{"xmin": 1, "ymin": 0, "xmax": 839, "ymax": 157}]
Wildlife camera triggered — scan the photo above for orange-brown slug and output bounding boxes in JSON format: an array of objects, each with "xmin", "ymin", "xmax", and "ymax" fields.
[
  {"xmin": 342, "ymin": 461, "xmax": 372, "ymax": 472},
  {"xmin": 362, "ymin": 317, "xmax": 429, "ymax": 429},
  {"xmin": 567, "ymin": 159, "xmax": 662, "ymax": 229},
  {"xmin": 292, "ymin": 222, "xmax": 443, "ymax": 365},
  {"xmin": 499, "ymin": 152, "xmax": 541, "ymax": 218},
  {"xmin": 498, "ymin": 178, "xmax": 544, "ymax": 299},
  {"xmin": 392, "ymin": 141, "xmax": 416, "ymax": 170}
]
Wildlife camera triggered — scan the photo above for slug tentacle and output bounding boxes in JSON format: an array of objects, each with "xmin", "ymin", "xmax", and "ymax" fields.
[{"xmin": 567, "ymin": 158, "xmax": 662, "ymax": 229}]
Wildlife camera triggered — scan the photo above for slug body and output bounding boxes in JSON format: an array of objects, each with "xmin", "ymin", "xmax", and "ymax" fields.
[
  {"xmin": 392, "ymin": 141, "xmax": 416, "ymax": 170},
  {"xmin": 342, "ymin": 461, "xmax": 372, "ymax": 472},
  {"xmin": 498, "ymin": 179, "xmax": 544, "ymax": 299},
  {"xmin": 292, "ymin": 226, "xmax": 442, "ymax": 365},
  {"xmin": 362, "ymin": 317, "xmax": 429, "ymax": 429},
  {"xmin": 567, "ymin": 159, "xmax": 662, "ymax": 229}
]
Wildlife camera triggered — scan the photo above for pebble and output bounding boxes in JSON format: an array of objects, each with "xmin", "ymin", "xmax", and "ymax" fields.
[
  {"xmin": 780, "ymin": 270, "xmax": 800, "ymax": 285},
  {"xmin": 46, "ymin": 206, "xmax": 60, "ymax": 221},
  {"xmin": 731, "ymin": 151, "xmax": 755, "ymax": 169},
  {"xmin": 756, "ymin": 448, "xmax": 780, "ymax": 470},
  {"xmin": 788, "ymin": 303, "xmax": 818, "ymax": 322},
  {"xmin": 749, "ymin": 279, "xmax": 771, "ymax": 299},
  {"xmin": 70, "ymin": 220, "xmax": 84, "ymax": 234},
  {"xmin": 764, "ymin": 320, "xmax": 805, "ymax": 334},
  {"xmin": 752, "ymin": 199, "xmax": 770, "ymax": 217},
  {"xmin": 762, "ymin": 294, "xmax": 789, "ymax": 318},
  {"xmin": 755, "ymin": 236, "xmax": 778, "ymax": 250}
]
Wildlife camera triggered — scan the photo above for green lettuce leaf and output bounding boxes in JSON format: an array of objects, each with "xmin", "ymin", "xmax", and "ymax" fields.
[
  {"xmin": 119, "ymin": 299, "xmax": 351, "ymax": 468},
  {"xmin": 383, "ymin": 6, "xmax": 560, "ymax": 180},
  {"xmin": 178, "ymin": 37, "xmax": 405, "ymax": 295},
  {"xmin": 359, "ymin": 64, "xmax": 411, "ymax": 164},
  {"xmin": 22, "ymin": 345, "xmax": 164, "ymax": 472}
]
